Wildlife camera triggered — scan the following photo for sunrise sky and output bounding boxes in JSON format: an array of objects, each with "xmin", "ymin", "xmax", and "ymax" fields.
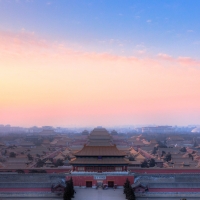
[{"xmin": 0, "ymin": 0, "xmax": 200, "ymax": 127}]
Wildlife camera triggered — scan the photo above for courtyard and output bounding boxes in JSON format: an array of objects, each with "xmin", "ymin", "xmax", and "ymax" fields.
[{"xmin": 74, "ymin": 188, "xmax": 125, "ymax": 200}]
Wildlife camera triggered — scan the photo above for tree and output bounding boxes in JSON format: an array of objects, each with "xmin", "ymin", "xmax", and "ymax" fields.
[
  {"xmin": 129, "ymin": 156, "xmax": 135, "ymax": 161},
  {"xmin": 36, "ymin": 159, "xmax": 44, "ymax": 167},
  {"xmin": 36, "ymin": 154, "xmax": 40, "ymax": 158},
  {"xmin": 149, "ymin": 158, "xmax": 155, "ymax": 167},
  {"xmin": 180, "ymin": 147, "xmax": 187, "ymax": 152},
  {"xmin": 27, "ymin": 153, "xmax": 33, "ymax": 161},
  {"xmin": 55, "ymin": 159, "xmax": 64, "ymax": 167},
  {"xmin": 152, "ymin": 147, "xmax": 157, "ymax": 155},
  {"xmin": 15, "ymin": 169, "xmax": 25, "ymax": 173},
  {"xmin": 188, "ymin": 153, "xmax": 193, "ymax": 160},
  {"xmin": 164, "ymin": 153, "xmax": 171, "ymax": 162},
  {"xmin": 157, "ymin": 141, "xmax": 167, "ymax": 148},
  {"xmin": 38, "ymin": 170, "xmax": 47, "ymax": 173},
  {"xmin": 9, "ymin": 152, "xmax": 16, "ymax": 158},
  {"xmin": 63, "ymin": 182, "xmax": 71, "ymax": 200},
  {"xmin": 123, "ymin": 179, "xmax": 135, "ymax": 200},
  {"xmin": 29, "ymin": 169, "xmax": 46, "ymax": 173},
  {"xmin": 141, "ymin": 160, "xmax": 148, "ymax": 168},
  {"xmin": 69, "ymin": 177, "xmax": 75, "ymax": 198},
  {"xmin": 29, "ymin": 169, "xmax": 38, "ymax": 173},
  {"xmin": 63, "ymin": 178, "xmax": 75, "ymax": 200},
  {"xmin": 161, "ymin": 151, "xmax": 166, "ymax": 157},
  {"xmin": 123, "ymin": 178, "xmax": 130, "ymax": 196},
  {"xmin": 126, "ymin": 185, "xmax": 135, "ymax": 200}
]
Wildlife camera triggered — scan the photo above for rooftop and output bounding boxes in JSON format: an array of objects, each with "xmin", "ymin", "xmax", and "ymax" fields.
[
  {"xmin": 70, "ymin": 157, "xmax": 129, "ymax": 165},
  {"xmin": 74, "ymin": 145, "xmax": 126, "ymax": 156}
]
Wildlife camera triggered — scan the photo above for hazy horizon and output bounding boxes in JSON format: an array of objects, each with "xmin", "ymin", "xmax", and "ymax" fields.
[
  {"xmin": 0, "ymin": 124, "xmax": 199, "ymax": 129},
  {"xmin": 1, "ymin": 1, "xmax": 200, "ymax": 127}
]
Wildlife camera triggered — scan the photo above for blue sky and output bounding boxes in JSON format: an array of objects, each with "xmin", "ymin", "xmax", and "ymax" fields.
[{"xmin": 1, "ymin": 0, "xmax": 200, "ymax": 58}]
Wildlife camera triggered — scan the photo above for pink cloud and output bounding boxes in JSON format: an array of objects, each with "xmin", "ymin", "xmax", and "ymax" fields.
[
  {"xmin": 157, "ymin": 53, "xmax": 173, "ymax": 61},
  {"xmin": 158, "ymin": 53, "xmax": 200, "ymax": 68},
  {"xmin": 1, "ymin": 30, "xmax": 200, "ymax": 70},
  {"xmin": 178, "ymin": 56, "xmax": 199, "ymax": 66},
  {"xmin": 0, "ymin": 30, "xmax": 49, "ymax": 58}
]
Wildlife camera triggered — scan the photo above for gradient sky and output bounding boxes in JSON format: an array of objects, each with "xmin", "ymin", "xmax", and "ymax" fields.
[{"xmin": 0, "ymin": 0, "xmax": 200, "ymax": 127}]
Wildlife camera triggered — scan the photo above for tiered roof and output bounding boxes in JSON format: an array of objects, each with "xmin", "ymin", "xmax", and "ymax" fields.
[
  {"xmin": 87, "ymin": 127, "xmax": 112, "ymax": 146},
  {"xmin": 74, "ymin": 145, "xmax": 126, "ymax": 156},
  {"xmin": 71, "ymin": 157, "xmax": 129, "ymax": 165},
  {"xmin": 71, "ymin": 127, "xmax": 129, "ymax": 167}
]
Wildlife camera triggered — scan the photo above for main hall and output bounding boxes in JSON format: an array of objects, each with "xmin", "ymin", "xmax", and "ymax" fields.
[{"xmin": 70, "ymin": 126, "xmax": 129, "ymax": 172}]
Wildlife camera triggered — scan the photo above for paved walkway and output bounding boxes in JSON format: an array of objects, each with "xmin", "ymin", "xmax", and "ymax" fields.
[{"xmin": 74, "ymin": 188, "xmax": 125, "ymax": 200}]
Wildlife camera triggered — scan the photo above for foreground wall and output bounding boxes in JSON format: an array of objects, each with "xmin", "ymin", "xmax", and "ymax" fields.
[
  {"xmin": 134, "ymin": 174, "xmax": 200, "ymax": 193},
  {"xmin": 3, "ymin": 167, "xmax": 200, "ymax": 174},
  {"xmin": 136, "ymin": 192, "xmax": 200, "ymax": 199},
  {"xmin": 66, "ymin": 173, "xmax": 134, "ymax": 187},
  {"xmin": 0, "ymin": 173, "xmax": 65, "ymax": 193}
]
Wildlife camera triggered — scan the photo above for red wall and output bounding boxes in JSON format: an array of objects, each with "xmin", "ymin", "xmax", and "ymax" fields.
[
  {"xmin": 149, "ymin": 188, "xmax": 200, "ymax": 192},
  {"xmin": 129, "ymin": 168, "xmax": 200, "ymax": 174},
  {"xmin": 66, "ymin": 175, "xmax": 134, "ymax": 187},
  {"xmin": 0, "ymin": 188, "xmax": 50, "ymax": 192},
  {"xmin": 0, "ymin": 168, "xmax": 71, "ymax": 173},
  {"xmin": 3, "ymin": 168, "xmax": 200, "ymax": 174}
]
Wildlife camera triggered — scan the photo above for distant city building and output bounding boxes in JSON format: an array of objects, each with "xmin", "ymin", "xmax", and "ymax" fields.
[
  {"xmin": 42, "ymin": 126, "xmax": 54, "ymax": 130},
  {"xmin": 191, "ymin": 127, "xmax": 200, "ymax": 133},
  {"xmin": 28, "ymin": 126, "xmax": 41, "ymax": 133},
  {"xmin": 0, "ymin": 125, "xmax": 25, "ymax": 133},
  {"xmin": 142, "ymin": 126, "xmax": 174, "ymax": 133},
  {"xmin": 110, "ymin": 130, "xmax": 118, "ymax": 135}
]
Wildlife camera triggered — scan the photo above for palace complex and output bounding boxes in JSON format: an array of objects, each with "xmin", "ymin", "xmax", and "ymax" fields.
[{"xmin": 1, "ymin": 126, "xmax": 200, "ymax": 199}]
